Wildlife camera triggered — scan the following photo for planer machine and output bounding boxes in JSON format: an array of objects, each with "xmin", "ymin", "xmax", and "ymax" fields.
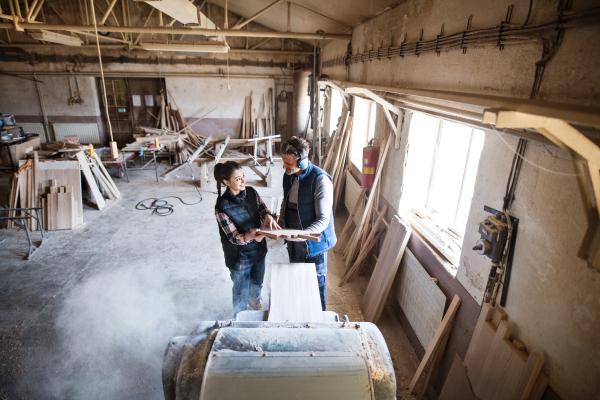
[{"xmin": 162, "ymin": 310, "xmax": 396, "ymax": 400}]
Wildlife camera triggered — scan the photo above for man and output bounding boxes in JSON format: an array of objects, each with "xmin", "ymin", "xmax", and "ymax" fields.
[{"xmin": 278, "ymin": 136, "xmax": 337, "ymax": 310}]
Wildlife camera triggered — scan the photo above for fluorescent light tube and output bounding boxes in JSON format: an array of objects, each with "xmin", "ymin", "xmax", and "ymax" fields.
[
  {"xmin": 29, "ymin": 30, "xmax": 83, "ymax": 46},
  {"xmin": 141, "ymin": 41, "xmax": 229, "ymax": 53}
]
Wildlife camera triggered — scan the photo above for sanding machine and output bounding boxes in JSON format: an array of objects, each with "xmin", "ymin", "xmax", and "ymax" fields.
[{"xmin": 162, "ymin": 311, "xmax": 396, "ymax": 400}]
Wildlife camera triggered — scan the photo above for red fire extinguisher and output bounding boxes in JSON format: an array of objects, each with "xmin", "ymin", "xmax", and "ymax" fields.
[{"xmin": 362, "ymin": 138, "xmax": 380, "ymax": 189}]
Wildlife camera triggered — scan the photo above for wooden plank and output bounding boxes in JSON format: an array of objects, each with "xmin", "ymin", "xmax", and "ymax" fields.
[
  {"xmin": 514, "ymin": 352, "xmax": 545, "ymax": 400},
  {"xmin": 245, "ymin": 96, "xmax": 252, "ymax": 139},
  {"xmin": 344, "ymin": 133, "xmax": 392, "ymax": 271},
  {"xmin": 335, "ymin": 186, "xmax": 367, "ymax": 252},
  {"xmin": 361, "ymin": 215, "xmax": 412, "ymax": 323},
  {"xmin": 439, "ymin": 354, "xmax": 479, "ymax": 400},
  {"xmin": 268, "ymin": 263, "xmax": 324, "ymax": 322},
  {"xmin": 90, "ymin": 164, "xmax": 116, "ymax": 200},
  {"xmin": 465, "ymin": 304, "xmax": 507, "ymax": 387},
  {"xmin": 323, "ymin": 110, "xmax": 349, "ymax": 172},
  {"xmin": 341, "ymin": 205, "xmax": 388, "ymax": 284},
  {"xmin": 92, "ymin": 153, "xmax": 121, "ymax": 197},
  {"xmin": 76, "ymin": 151, "xmax": 106, "ymax": 210},
  {"xmin": 528, "ymin": 371, "xmax": 549, "ymax": 400},
  {"xmin": 421, "ymin": 323, "xmax": 452, "ymax": 396},
  {"xmin": 258, "ymin": 229, "xmax": 321, "ymax": 242},
  {"xmin": 409, "ymin": 294, "xmax": 462, "ymax": 394},
  {"xmin": 38, "ymin": 160, "xmax": 83, "ymax": 226}
]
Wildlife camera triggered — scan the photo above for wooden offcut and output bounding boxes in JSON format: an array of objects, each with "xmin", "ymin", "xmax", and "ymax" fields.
[
  {"xmin": 361, "ymin": 215, "xmax": 411, "ymax": 323},
  {"xmin": 268, "ymin": 263, "xmax": 324, "ymax": 322},
  {"xmin": 258, "ymin": 229, "xmax": 321, "ymax": 242}
]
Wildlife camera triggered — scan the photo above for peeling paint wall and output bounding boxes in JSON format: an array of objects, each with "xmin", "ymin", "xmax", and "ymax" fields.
[{"xmin": 322, "ymin": 0, "xmax": 600, "ymax": 398}]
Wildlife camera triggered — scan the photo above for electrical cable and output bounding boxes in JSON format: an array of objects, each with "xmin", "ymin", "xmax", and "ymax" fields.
[
  {"xmin": 136, "ymin": 162, "xmax": 203, "ymax": 216},
  {"xmin": 489, "ymin": 125, "xmax": 583, "ymax": 177}
]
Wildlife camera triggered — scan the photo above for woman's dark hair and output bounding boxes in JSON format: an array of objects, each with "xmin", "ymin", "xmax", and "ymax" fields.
[{"xmin": 214, "ymin": 161, "xmax": 242, "ymax": 198}]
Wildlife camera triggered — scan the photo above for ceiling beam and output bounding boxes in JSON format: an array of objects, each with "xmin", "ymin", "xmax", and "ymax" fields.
[
  {"xmin": 0, "ymin": 21, "xmax": 351, "ymax": 39},
  {"xmin": 0, "ymin": 42, "xmax": 312, "ymax": 54}
]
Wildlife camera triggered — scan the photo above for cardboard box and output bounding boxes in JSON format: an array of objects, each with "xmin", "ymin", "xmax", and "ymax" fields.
[{"xmin": 1, "ymin": 135, "xmax": 41, "ymax": 167}]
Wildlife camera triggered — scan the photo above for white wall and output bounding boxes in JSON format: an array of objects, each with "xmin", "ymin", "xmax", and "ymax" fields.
[{"xmin": 321, "ymin": 0, "xmax": 600, "ymax": 398}]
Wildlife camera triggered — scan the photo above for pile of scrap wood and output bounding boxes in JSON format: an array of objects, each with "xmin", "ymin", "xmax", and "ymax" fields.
[
  {"xmin": 46, "ymin": 141, "xmax": 87, "ymax": 152},
  {"xmin": 136, "ymin": 89, "xmax": 217, "ymax": 165},
  {"xmin": 5, "ymin": 150, "xmax": 121, "ymax": 231}
]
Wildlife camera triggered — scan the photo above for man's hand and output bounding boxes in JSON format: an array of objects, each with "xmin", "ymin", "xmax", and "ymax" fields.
[{"xmin": 262, "ymin": 214, "xmax": 281, "ymax": 230}]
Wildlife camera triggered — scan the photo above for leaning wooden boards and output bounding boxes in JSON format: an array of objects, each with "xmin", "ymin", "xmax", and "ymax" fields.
[
  {"xmin": 361, "ymin": 215, "xmax": 412, "ymax": 323},
  {"xmin": 268, "ymin": 263, "xmax": 324, "ymax": 322}
]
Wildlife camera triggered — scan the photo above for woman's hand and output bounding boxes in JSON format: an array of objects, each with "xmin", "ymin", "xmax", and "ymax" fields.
[
  {"xmin": 262, "ymin": 214, "xmax": 281, "ymax": 230},
  {"xmin": 249, "ymin": 229, "xmax": 265, "ymax": 242}
]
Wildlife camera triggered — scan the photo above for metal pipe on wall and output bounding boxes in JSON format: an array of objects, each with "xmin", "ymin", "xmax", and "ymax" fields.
[
  {"xmin": 34, "ymin": 73, "xmax": 52, "ymax": 142},
  {"xmin": 0, "ymin": 22, "xmax": 351, "ymax": 40}
]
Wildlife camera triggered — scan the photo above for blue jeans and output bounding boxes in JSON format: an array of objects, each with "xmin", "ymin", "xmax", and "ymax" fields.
[
  {"xmin": 287, "ymin": 243, "xmax": 327, "ymax": 311},
  {"xmin": 229, "ymin": 257, "xmax": 266, "ymax": 317}
]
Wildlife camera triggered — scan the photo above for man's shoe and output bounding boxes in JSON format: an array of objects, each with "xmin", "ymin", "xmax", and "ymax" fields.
[{"xmin": 248, "ymin": 298, "xmax": 264, "ymax": 311}]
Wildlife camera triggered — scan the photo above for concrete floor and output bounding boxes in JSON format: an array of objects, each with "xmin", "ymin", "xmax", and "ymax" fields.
[{"xmin": 0, "ymin": 159, "xmax": 422, "ymax": 400}]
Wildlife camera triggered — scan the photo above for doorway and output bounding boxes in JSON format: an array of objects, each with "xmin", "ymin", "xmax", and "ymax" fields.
[{"xmin": 98, "ymin": 78, "xmax": 163, "ymax": 147}]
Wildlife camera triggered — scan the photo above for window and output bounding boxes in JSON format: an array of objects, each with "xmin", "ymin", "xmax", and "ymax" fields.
[
  {"xmin": 328, "ymin": 90, "xmax": 343, "ymax": 136},
  {"xmin": 103, "ymin": 79, "xmax": 127, "ymax": 107},
  {"xmin": 350, "ymin": 97, "xmax": 377, "ymax": 169},
  {"xmin": 400, "ymin": 112, "xmax": 484, "ymax": 268}
]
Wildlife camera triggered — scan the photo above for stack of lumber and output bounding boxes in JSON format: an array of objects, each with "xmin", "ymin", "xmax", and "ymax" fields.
[
  {"xmin": 438, "ymin": 303, "xmax": 549, "ymax": 400},
  {"xmin": 7, "ymin": 150, "xmax": 121, "ymax": 231},
  {"xmin": 241, "ymin": 90, "xmax": 274, "ymax": 154},
  {"xmin": 322, "ymin": 109, "xmax": 352, "ymax": 215},
  {"xmin": 43, "ymin": 183, "xmax": 76, "ymax": 230},
  {"xmin": 268, "ymin": 263, "xmax": 324, "ymax": 322}
]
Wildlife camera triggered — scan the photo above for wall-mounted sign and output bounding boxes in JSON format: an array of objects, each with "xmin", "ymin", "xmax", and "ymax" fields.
[{"xmin": 118, "ymin": 108, "xmax": 126, "ymax": 113}]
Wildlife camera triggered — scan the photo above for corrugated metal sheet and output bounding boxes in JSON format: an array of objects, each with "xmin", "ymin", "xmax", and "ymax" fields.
[
  {"xmin": 53, "ymin": 123, "xmax": 101, "ymax": 144},
  {"xmin": 19, "ymin": 123, "xmax": 47, "ymax": 143}
]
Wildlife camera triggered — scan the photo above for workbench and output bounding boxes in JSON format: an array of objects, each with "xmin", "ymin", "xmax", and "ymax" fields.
[
  {"xmin": 101, "ymin": 152, "xmax": 136, "ymax": 179},
  {"xmin": 120, "ymin": 144, "xmax": 164, "ymax": 182}
]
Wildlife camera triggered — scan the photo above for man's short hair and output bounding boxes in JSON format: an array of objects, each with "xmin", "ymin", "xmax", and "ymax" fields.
[{"xmin": 281, "ymin": 136, "xmax": 310, "ymax": 160}]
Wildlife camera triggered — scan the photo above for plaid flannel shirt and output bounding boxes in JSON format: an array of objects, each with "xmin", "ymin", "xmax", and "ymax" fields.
[{"xmin": 215, "ymin": 196, "xmax": 270, "ymax": 245}]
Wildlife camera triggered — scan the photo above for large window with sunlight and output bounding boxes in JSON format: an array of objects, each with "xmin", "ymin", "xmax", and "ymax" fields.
[{"xmin": 400, "ymin": 112, "xmax": 484, "ymax": 268}]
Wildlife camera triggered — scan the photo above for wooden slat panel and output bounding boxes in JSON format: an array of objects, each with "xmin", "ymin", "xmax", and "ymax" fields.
[
  {"xmin": 361, "ymin": 215, "xmax": 411, "ymax": 323},
  {"xmin": 268, "ymin": 263, "xmax": 324, "ymax": 322}
]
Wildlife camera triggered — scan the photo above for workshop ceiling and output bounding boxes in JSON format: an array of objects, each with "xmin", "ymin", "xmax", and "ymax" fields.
[{"xmin": 223, "ymin": 0, "xmax": 399, "ymax": 35}]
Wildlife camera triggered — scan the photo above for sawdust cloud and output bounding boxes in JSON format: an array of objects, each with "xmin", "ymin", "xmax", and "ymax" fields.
[{"xmin": 37, "ymin": 267, "xmax": 185, "ymax": 399}]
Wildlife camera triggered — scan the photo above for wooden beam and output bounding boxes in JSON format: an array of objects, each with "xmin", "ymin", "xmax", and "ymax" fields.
[
  {"xmin": 329, "ymin": 79, "xmax": 600, "ymax": 129},
  {"xmin": 346, "ymin": 87, "xmax": 402, "ymax": 138}
]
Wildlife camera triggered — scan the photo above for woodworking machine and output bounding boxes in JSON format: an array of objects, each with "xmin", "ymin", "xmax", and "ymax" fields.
[{"xmin": 162, "ymin": 311, "xmax": 396, "ymax": 400}]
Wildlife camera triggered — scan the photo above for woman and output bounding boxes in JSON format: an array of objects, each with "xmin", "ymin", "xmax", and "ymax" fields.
[{"xmin": 214, "ymin": 161, "xmax": 280, "ymax": 317}]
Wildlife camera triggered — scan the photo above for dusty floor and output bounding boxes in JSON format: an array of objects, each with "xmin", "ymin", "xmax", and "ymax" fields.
[{"xmin": 0, "ymin": 159, "xmax": 422, "ymax": 399}]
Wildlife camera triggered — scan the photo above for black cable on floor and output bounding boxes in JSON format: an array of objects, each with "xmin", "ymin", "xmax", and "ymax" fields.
[{"xmin": 135, "ymin": 162, "xmax": 203, "ymax": 216}]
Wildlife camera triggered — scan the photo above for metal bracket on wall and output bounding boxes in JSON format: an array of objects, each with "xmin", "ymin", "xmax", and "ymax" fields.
[{"xmin": 483, "ymin": 109, "xmax": 600, "ymax": 270}]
